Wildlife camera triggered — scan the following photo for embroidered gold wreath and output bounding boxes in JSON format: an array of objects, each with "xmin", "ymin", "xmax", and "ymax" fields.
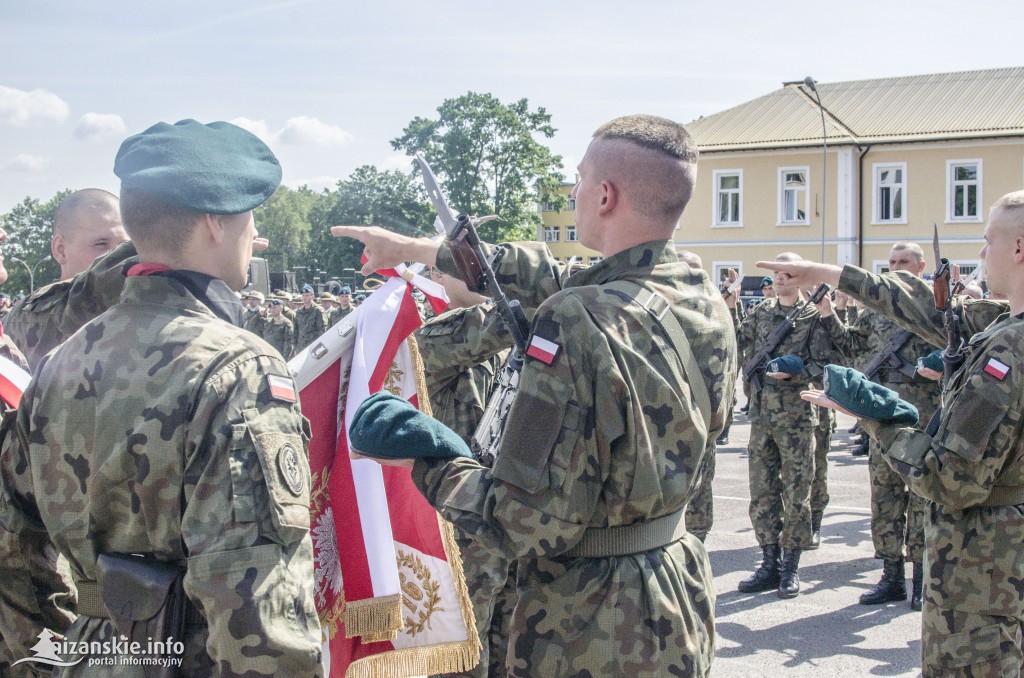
[{"xmin": 397, "ymin": 550, "xmax": 443, "ymax": 636}]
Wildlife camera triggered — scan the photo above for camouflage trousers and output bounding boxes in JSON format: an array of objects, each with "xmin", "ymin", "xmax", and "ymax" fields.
[
  {"xmin": 810, "ymin": 411, "xmax": 835, "ymax": 514},
  {"xmin": 747, "ymin": 422, "xmax": 815, "ymax": 549},
  {"xmin": 443, "ymin": 536, "xmax": 515, "ymax": 678},
  {"xmin": 869, "ymin": 438, "xmax": 925, "ymax": 563},
  {"xmin": 686, "ymin": 447, "xmax": 716, "ymax": 540},
  {"xmin": 921, "ymin": 606, "xmax": 1024, "ymax": 677}
]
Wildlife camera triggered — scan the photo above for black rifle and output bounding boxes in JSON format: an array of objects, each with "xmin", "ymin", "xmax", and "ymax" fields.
[
  {"xmin": 932, "ymin": 225, "xmax": 966, "ymax": 380},
  {"xmin": 861, "ymin": 328, "xmax": 917, "ymax": 382},
  {"xmin": 741, "ymin": 284, "xmax": 830, "ymax": 392}
]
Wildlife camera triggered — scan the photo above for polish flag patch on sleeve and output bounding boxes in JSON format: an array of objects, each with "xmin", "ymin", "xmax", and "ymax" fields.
[
  {"xmin": 983, "ymin": 357, "xmax": 1010, "ymax": 381},
  {"xmin": 527, "ymin": 334, "xmax": 561, "ymax": 365},
  {"xmin": 268, "ymin": 374, "xmax": 298, "ymax": 402}
]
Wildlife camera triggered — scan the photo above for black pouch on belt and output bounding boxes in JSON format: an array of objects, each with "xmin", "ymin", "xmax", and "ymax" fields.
[{"xmin": 96, "ymin": 553, "xmax": 186, "ymax": 678}]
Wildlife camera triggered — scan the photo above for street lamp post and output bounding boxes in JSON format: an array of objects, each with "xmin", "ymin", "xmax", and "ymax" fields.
[
  {"xmin": 804, "ymin": 77, "xmax": 828, "ymax": 262},
  {"xmin": 9, "ymin": 256, "xmax": 33, "ymax": 293},
  {"xmin": 31, "ymin": 255, "xmax": 53, "ymax": 291}
]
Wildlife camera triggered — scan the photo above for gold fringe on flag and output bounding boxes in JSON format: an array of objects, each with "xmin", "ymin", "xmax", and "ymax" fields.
[{"xmin": 344, "ymin": 594, "xmax": 402, "ymax": 641}]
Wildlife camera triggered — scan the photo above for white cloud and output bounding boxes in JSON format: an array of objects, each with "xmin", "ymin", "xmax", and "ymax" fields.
[
  {"xmin": 0, "ymin": 85, "xmax": 69, "ymax": 126},
  {"xmin": 378, "ymin": 151, "xmax": 412, "ymax": 172},
  {"xmin": 2, "ymin": 153, "xmax": 50, "ymax": 172},
  {"xmin": 230, "ymin": 116, "xmax": 272, "ymax": 144},
  {"xmin": 284, "ymin": 176, "xmax": 340, "ymax": 192},
  {"xmin": 73, "ymin": 112, "xmax": 127, "ymax": 142},
  {"xmin": 276, "ymin": 116, "xmax": 353, "ymax": 147}
]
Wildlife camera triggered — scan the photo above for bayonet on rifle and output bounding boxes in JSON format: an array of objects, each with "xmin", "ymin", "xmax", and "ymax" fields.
[{"xmin": 932, "ymin": 224, "xmax": 966, "ymax": 380}]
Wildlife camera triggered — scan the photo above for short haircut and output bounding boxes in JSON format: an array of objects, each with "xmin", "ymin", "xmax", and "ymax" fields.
[
  {"xmin": 993, "ymin": 190, "xmax": 1024, "ymax": 235},
  {"xmin": 54, "ymin": 189, "xmax": 120, "ymax": 236},
  {"xmin": 590, "ymin": 114, "xmax": 698, "ymax": 226},
  {"xmin": 890, "ymin": 241, "xmax": 925, "ymax": 263},
  {"xmin": 677, "ymin": 249, "xmax": 703, "ymax": 269},
  {"xmin": 775, "ymin": 252, "xmax": 803, "ymax": 263},
  {"xmin": 120, "ymin": 187, "xmax": 200, "ymax": 251}
]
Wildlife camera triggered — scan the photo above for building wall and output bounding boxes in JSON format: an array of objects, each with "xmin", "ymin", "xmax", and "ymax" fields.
[
  {"xmin": 676, "ymin": 138, "xmax": 1024, "ymax": 284},
  {"xmin": 538, "ymin": 183, "xmax": 601, "ymax": 262}
]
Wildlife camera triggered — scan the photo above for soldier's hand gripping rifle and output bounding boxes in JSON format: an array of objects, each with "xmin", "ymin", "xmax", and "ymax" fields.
[
  {"xmin": 741, "ymin": 283, "xmax": 830, "ymax": 392},
  {"xmin": 860, "ymin": 328, "xmax": 917, "ymax": 383},
  {"xmin": 932, "ymin": 225, "xmax": 966, "ymax": 381},
  {"xmin": 416, "ymin": 154, "xmax": 531, "ymax": 465}
]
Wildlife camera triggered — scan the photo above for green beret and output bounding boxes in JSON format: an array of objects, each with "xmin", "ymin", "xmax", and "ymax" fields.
[
  {"xmin": 823, "ymin": 365, "xmax": 919, "ymax": 425},
  {"xmin": 114, "ymin": 119, "xmax": 281, "ymax": 215},
  {"xmin": 349, "ymin": 392, "xmax": 472, "ymax": 461},
  {"xmin": 917, "ymin": 349, "xmax": 943, "ymax": 373},
  {"xmin": 760, "ymin": 276, "xmax": 774, "ymax": 288},
  {"xmin": 767, "ymin": 354, "xmax": 804, "ymax": 376}
]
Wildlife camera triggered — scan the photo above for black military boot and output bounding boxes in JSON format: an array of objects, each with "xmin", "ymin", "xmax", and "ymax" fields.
[
  {"xmin": 859, "ymin": 558, "xmax": 907, "ymax": 605},
  {"xmin": 738, "ymin": 544, "xmax": 781, "ymax": 593},
  {"xmin": 777, "ymin": 548, "xmax": 802, "ymax": 598},
  {"xmin": 910, "ymin": 561, "xmax": 923, "ymax": 611},
  {"xmin": 715, "ymin": 425, "xmax": 730, "ymax": 446},
  {"xmin": 807, "ymin": 511, "xmax": 822, "ymax": 550},
  {"xmin": 851, "ymin": 435, "xmax": 869, "ymax": 457}
]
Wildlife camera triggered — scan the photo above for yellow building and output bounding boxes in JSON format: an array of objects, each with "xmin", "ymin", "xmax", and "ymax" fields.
[
  {"xmin": 537, "ymin": 181, "xmax": 602, "ymax": 263},
  {"xmin": 679, "ymin": 67, "xmax": 1024, "ymax": 288}
]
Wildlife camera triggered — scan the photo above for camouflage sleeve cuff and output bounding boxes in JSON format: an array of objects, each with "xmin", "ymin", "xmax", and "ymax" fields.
[
  {"xmin": 838, "ymin": 264, "xmax": 869, "ymax": 298},
  {"xmin": 411, "ymin": 457, "xmax": 447, "ymax": 508},
  {"xmin": 435, "ymin": 243, "xmax": 458, "ymax": 279},
  {"xmin": 859, "ymin": 419, "xmax": 907, "ymax": 457}
]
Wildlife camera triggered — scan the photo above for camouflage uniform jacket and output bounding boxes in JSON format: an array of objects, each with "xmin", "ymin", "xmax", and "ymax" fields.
[
  {"xmin": 329, "ymin": 305, "xmax": 353, "ymax": 327},
  {"xmin": 261, "ymin": 315, "xmax": 294, "ymax": 359},
  {"xmin": 294, "ymin": 304, "xmax": 326, "ymax": 351},
  {"xmin": 0, "ymin": 274, "xmax": 323, "ymax": 675},
  {"xmin": 737, "ymin": 297, "xmax": 832, "ymax": 426},
  {"xmin": 823, "ymin": 305, "xmax": 941, "ymax": 420},
  {"xmin": 415, "ymin": 240, "xmax": 736, "ymax": 675},
  {"xmin": 840, "ymin": 266, "xmax": 1023, "ymax": 618},
  {"xmin": 241, "ymin": 307, "xmax": 263, "ymax": 334},
  {"xmin": 4, "ymin": 241, "xmax": 139, "ymax": 371},
  {"xmin": 416, "ymin": 302, "xmax": 511, "ymax": 447}
]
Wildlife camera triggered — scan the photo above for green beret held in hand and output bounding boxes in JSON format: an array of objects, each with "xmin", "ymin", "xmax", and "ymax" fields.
[
  {"xmin": 823, "ymin": 365, "xmax": 919, "ymax": 425},
  {"xmin": 349, "ymin": 392, "xmax": 472, "ymax": 461},
  {"xmin": 767, "ymin": 354, "xmax": 804, "ymax": 376}
]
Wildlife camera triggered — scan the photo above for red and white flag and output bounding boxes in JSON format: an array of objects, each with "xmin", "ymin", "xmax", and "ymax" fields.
[
  {"xmin": 0, "ymin": 355, "xmax": 31, "ymax": 408},
  {"xmin": 291, "ymin": 270, "xmax": 479, "ymax": 677}
]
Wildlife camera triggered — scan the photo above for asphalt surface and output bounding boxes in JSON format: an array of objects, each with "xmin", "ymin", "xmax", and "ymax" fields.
[{"xmin": 707, "ymin": 406, "xmax": 923, "ymax": 677}]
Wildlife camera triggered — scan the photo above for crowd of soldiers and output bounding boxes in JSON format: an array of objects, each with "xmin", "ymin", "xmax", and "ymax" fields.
[{"xmin": 0, "ymin": 113, "xmax": 1021, "ymax": 678}]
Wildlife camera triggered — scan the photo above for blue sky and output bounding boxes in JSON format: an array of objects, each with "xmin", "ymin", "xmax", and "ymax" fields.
[{"xmin": 2, "ymin": 0, "xmax": 1021, "ymax": 213}]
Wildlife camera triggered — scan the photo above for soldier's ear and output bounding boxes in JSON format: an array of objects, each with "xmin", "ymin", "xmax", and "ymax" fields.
[{"xmin": 51, "ymin": 234, "xmax": 67, "ymax": 265}]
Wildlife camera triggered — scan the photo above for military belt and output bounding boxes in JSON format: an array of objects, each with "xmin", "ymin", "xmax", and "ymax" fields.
[
  {"xmin": 74, "ymin": 579, "xmax": 205, "ymax": 625},
  {"xmin": 561, "ymin": 507, "xmax": 687, "ymax": 558},
  {"xmin": 978, "ymin": 485, "xmax": 1024, "ymax": 507}
]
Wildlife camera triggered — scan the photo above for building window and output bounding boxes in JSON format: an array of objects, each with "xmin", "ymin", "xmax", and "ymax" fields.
[
  {"xmin": 543, "ymin": 226, "xmax": 559, "ymax": 242},
  {"xmin": 588, "ymin": 256, "xmax": 602, "ymax": 264},
  {"xmin": 874, "ymin": 163, "xmax": 907, "ymax": 224},
  {"xmin": 948, "ymin": 160, "xmax": 982, "ymax": 222},
  {"xmin": 712, "ymin": 262, "xmax": 743, "ymax": 291},
  {"xmin": 566, "ymin": 226, "xmax": 578, "ymax": 242},
  {"xmin": 713, "ymin": 170, "xmax": 742, "ymax": 227},
  {"xmin": 778, "ymin": 167, "xmax": 809, "ymax": 225},
  {"xmin": 567, "ymin": 197, "xmax": 576, "ymax": 211}
]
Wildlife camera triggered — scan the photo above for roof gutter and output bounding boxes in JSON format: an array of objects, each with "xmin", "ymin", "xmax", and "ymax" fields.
[{"xmin": 857, "ymin": 144, "xmax": 872, "ymax": 266}]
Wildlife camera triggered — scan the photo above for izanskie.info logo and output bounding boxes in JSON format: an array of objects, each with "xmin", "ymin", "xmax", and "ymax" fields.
[{"xmin": 13, "ymin": 629, "xmax": 184, "ymax": 670}]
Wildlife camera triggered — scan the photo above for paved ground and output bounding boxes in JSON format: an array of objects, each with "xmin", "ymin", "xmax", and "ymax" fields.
[{"xmin": 707, "ymin": 406, "xmax": 923, "ymax": 677}]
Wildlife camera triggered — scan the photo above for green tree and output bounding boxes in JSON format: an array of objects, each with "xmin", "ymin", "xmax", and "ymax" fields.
[
  {"xmin": 391, "ymin": 91, "xmax": 564, "ymax": 242},
  {"xmin": 254, "ymin": 185, "xmax": 320, "ymax": 273},
  {"xmin": 306, "ymin": 166, "xmax": 434, "ymax": 284},
  {"xmin": 0, "ymin": 190, "xmax": 69, "ymax": 294}
]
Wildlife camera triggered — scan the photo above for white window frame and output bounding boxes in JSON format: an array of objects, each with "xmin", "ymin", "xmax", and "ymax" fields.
[
  {"xmin": 872, "ymin": 260, "xmax": 890, "ymax": 275},
  {"xmin": 588, "ymin": 256, "xmax": 602, "ymax": 264},
  {"xmin": 712, "ymin": 169, "xmax": 743, "ymax": 228},
  {"xmin": 566, "ymin": 197, "xmax": 576, "ymax": 211},
  {"xmin": 777, "ymin": 166, "xmax": 810, "ymax": 226},
  {"xmin": 712, "ymin": 261, "xmax": 743, "ymax": 289},
  {"xmin": 946, "ymin": 159, "xmax": 983, "ymax": 223},
  {"xmin": 952, "ymin": 259, "xmax": 982, "ymax": 283},
  {"xmin": 543, "ymin": 226, "xmax": 559, "ymax": 242},
  {"xmin": 565, "ymin": 225, "xmax": 578, "ymax": 242},
  {"xmin": 872, "ymin": 162, "xmax": 907, "ymax": 225}
]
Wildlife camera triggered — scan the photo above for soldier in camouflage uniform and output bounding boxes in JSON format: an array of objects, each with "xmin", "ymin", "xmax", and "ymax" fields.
[
  {"xmin": 337, "ymin": 114, "xmax": 734, "ymax": 677},
  {"xmin": 823, "ymin": 242, "xmax": 940, "ymax": 609},
  {"xmin": 261, "ymin": 297, "xmax": 294, "ymax": 358},
  {"xmin": 0, "ymin": 119, "xmax": 322, "ymax": 675},
  {"xmin": 736, "ymin": 254, "xmax": 836, "ymax": 598},
  {"xmin": 293, "ymin": 285, "xmax": 327, "ymax": 355},
  {"xmin": 766, "ymin": 191, "xmax": 1024, "ymax": 677},
  {"xmin": 5, "ymin": 240, "xmax": 139, "ymax": 371}
]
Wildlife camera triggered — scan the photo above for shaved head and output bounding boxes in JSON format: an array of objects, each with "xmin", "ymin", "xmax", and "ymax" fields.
[
  {"xmin": 677, "ymin": 249, "xmax": 703, "ymax": 269},
  {"xmin": 590, "ymin": 114, "xmax": 698, "ymax": 227},
  {"xmin": 992, "ymin": 190, "xmax": 1024, "ymax": 236},
  {"xmin": 52, "ymin": 188, "xmax": 128, "ymax": 279}
]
